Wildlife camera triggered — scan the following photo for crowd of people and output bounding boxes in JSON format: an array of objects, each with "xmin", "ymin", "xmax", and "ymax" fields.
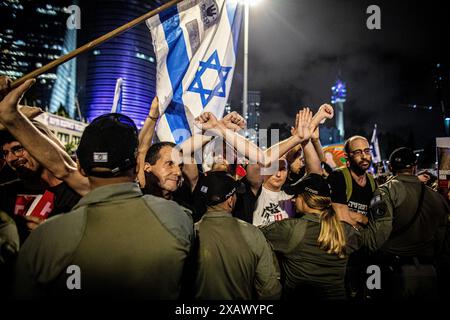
[{"xmin": 0, "ymin": 76, "xmax": 449, "ymax": 300}]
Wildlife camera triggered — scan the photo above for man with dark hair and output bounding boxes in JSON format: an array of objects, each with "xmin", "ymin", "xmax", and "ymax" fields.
[
  {"xmin": 0, "ymin": 77, "xmax": 89, "ymax": 243},
  {"xmin": 13, "ymin": 112, "xmax": 194, "ymax": 298},
  {"xmin": 141, "ymin": 141, "xmax": 183, "ymax": 199},
  {"xmin": 193, "ymin": 170, "xmax": 281, "ymax": 300},
  {"xmin": 365, "ymin": 147, "xmax": 450, "ymax": 299},
  {"xmin": 145, "ymin": 141, "xmax": 177, "ymax": 165},
  {"xmin": 0, "ymin": 123, "xmax": 82, "ymax": 244}
]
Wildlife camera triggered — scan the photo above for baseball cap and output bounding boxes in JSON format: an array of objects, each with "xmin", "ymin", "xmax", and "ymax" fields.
[
  {"xmin": 389, "ymin": 147, "xmax": 417, "ymax": 171},
  {"xmin": 77, "ymin": 113, "xmax": 138, "ymax": 178},
  {"xmin": 285, "ymin": 173, "xmax": 331, "ymax": 198},
  {"xmin": 196, "ymin": 171, "xmax": 244, "ymax": 206}
]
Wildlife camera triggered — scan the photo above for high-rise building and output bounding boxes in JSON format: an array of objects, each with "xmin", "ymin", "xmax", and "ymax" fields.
[
  {"xmin": 331, "ymin": 78, "xmax": 346, "ymax": 141},
  {"xmin": 49, "ymin": 27, "xmax": 77, "ymax": 118},
  {"xmin": 80, "ymin": 0, "xmax": 162, "ymax": 128},
  {"xmin": 245, "ymin": 90, "xmax": 260, "ymax": 143},
  {"xmin": 0, "ymin": 0, "xmax": 77, "ymax": 116},
  {"xmin": 224, "ymin": 103, "xmax": 232, "ymax": 115}
]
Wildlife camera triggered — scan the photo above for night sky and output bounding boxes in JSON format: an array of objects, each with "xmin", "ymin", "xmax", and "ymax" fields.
[
  {"xmin": 77, "ymin": 0, "xmax": 450, "ymax": 165},
  {"xmin": 228, "ymin": 0, "xmax": 450, "ymax": 164}
]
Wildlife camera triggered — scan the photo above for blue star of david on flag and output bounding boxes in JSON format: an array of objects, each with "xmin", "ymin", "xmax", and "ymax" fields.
[{"xmin": 187, "ymin": 50, "xmax": 232, "ymax": 108}]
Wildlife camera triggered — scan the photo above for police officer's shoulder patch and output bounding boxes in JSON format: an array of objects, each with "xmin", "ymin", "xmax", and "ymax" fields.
[{"xmin": 369, "ymin": 193, "xmax": 387, "ymax": 219}]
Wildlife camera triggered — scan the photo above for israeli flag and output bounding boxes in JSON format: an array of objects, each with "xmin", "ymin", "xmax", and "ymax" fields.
[
  {"xmin": 371, "ymin": 124, "xmax": 381, "ymax": 163},
  {"xmin": 111, "ymin": 77, "xmax": 123, "ymax": 114},
  {"xmin": 147, "ymin": 0, "xmax": 242, "ymax": 143}
]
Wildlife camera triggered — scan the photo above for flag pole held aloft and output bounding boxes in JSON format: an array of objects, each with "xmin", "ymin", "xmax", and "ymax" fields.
[{"xmin": 10, "ymin": 0, "xmax": 184, "ymax": 89}]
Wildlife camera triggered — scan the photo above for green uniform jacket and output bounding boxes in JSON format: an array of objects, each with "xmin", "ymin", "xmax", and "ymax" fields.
[
  {"xmin": 362, "ymin": 174, "xmax": 450, "ymax": 258},
  {"xmin": 261, "ymin": 213, "xmax": 360, "ymax": 299},
  {"xmin": 13, "ymin": 183, "xmax": 194, "ymax": 299},
  {"xmin": 194, "ymin": 208, "xmax": 282, "ymax": 300}
]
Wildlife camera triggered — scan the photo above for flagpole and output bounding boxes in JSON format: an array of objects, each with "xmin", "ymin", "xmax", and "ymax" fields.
[
  {"xmin": 10, "ymin": 0, "xmax": 183, "ymax": 89},
  {"xmin": 242, "ymin": 1, "xmax": 249, "ymax": 125},
  {"xmin": 111, "ymin": 77, "xmax": 123, "ymax": 113}
]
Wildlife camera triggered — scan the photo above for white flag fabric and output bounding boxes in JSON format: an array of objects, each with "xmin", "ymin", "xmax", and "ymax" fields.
[
  {"xmin": 111, "ymin": 77, "xmax": 123, "ymax": 114},
  {"xmin": 147, "ymin": 0, "xmax": 242, "ymax": 143},
  {"xmin": 371, "ymin": 124, "xmax": 381, "ymax": 163}
]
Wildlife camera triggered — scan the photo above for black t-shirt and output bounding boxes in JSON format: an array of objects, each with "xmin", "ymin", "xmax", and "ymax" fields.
[
  {"xmin": 327, "ymin": 170, "xmax": 374, "ymax": 216},
  {"xmin": 232, "ymin": 178, "xmax": 261, "ymax": 224},
  {"xmin": 0, "ymin": 179, "xmax": 81, "ymax": 244},
  {"xmin": 178, "ymin": 171, "xmax": 207, "ymax": 222}
]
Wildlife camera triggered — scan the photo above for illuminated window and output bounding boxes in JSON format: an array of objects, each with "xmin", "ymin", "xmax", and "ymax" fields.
[
  {"xmin": 57, "ymin": 132, "xmax": 69, "ymax": 144},
  {"xmin": 136, "ymin": 52, "xmax": 156, "ymax": 63},
  {"xmin": 36, "ymin": 7, "xmax": 57, "ymax": 15},
  {"xmin": 71, "ymin": 136, "xmax": 81, "ymax": 145}
]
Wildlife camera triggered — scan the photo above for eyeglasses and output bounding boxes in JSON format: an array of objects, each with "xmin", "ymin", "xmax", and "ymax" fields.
[
  {"xmin": 2, "ymin": 145, "xmax": 25, "ymax": 158},
  {"xmin": 349, "ymin": 148, "xmax": 372, "ymax": 157}
]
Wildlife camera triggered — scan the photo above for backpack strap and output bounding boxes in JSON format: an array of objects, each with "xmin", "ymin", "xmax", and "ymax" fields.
[
  {"xmin": 337, "ymin": 167, "xmax": 353, "ymax": 203},
  {"xmin": 367, "ymin": 173, "xmax": 376, "ymax": 192},
  {"xmin": 337, "ymin": 167, "xmax": 376, "ymax": 202}
]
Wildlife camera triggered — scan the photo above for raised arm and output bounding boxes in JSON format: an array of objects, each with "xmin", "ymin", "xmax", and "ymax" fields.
[
  {"xmin": 195, "ymin": 112, "xmax": 309, "ymax": 168},
  {"xmin": 177, "ymin": 111, "xmax": 246, "ymax": 159},
  {"xmin": 0, "ymin": 79, "xmax": 90, "ymax": 196},
  {"xmin": 175, "ymin": 134, "xmax": 212, "ymax": 192},
  {"xmin": 177, "ymin": 111, "xmax": 247, "ymax": 190},
  {"xmin": 137, "ymin": 97, "xmax": 159, "ymax": 188},
  {"xmin": 295, "ymin": 109, "xmax": 323, "ymax": 175},
  {"xmin": 311, "ymin": 125, "xmax": 325, "ymax": 163}
]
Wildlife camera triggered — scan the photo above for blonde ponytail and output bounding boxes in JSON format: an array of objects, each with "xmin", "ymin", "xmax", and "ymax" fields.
[{"xmin": 301, "ymin": 193, "xmax": 347, "ymax": 258}]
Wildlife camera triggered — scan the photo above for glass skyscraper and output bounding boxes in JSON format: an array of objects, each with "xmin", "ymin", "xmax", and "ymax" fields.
[
  {"xmin": 0, "ymin": 0, "xmax": 77, "ymax": 117},
  {"xmin": 81, "ymin": 0, "xmax": 163, "ymax": 127}
]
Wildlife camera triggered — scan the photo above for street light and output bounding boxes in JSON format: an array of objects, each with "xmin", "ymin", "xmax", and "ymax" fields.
[{"xmin": 232, "ymin": 0, "xmax": 262, "ymax": 122}]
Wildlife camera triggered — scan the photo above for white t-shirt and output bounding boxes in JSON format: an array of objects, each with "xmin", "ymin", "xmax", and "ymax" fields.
[{"xmin": 252, "ymin": 186, "xmax": 294, "ymax": 226}]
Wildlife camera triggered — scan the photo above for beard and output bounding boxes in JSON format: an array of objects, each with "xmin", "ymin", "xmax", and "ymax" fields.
[
  {"xmin": 349, "ymin": 159, "xmax": 371, "ymax": 176},
  {"xmin": 15, "ymin": 164, "xmax": 41, "ymax": 180}
]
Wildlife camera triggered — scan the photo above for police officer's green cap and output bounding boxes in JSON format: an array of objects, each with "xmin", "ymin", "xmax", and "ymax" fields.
[
  {"xmin": 197, "ymin": 171, "xmax": 244, "ymax": 206},
  {"xmin": 285, "ymin": 173, "xmax": 331, "ymax": 197},
  {"xmin": 389, "ymin": 147, "xmax": 417, "ymax": 171}
]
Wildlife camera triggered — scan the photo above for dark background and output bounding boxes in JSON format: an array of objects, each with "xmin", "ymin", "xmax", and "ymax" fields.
[{"xmin": 226, "ymin": 0, "xmax": 450, "ymax": 167}]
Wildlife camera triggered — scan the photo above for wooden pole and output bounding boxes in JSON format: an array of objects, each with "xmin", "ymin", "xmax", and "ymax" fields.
[{"xmin": 11, "ymin": 0, "xmax": 183, "ymax": 89}]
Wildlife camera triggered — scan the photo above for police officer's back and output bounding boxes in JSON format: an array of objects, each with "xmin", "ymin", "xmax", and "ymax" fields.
[
  {"xmin": 13, "ymin": 114, "xmax": 194, "ymax": 299},
  {"xmin": 367, "ymin": 147, "xmax": 449, "ymax": 299},
  {"xmin": 194, "ymin": 171, "xmax": 281, "ymax": 300}
]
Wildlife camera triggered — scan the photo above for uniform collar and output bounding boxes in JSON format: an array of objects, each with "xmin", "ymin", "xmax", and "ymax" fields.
[
  {"xmin": 301, "ymin": 212, "xmax": 321, "ymax": 223},
  {"xmin": 395, "ymin": 174, "xmax": 420, "ymax": 183},
  {"xmin": 203, "ymin": 207, "xmax": 233, "ymax": 218},
  {"xmin": 73, "ymin": 182, "xmax": 142, "ymax": 209}
]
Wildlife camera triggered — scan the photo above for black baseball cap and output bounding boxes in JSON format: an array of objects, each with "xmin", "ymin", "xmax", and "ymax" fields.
[
  {"xmin": 285, "ymin": 173, "xmax": 331, "ymax": 198},
  {"xmin": 197, "ymin": 171, "xmax": 244, "ymax": 206},
  {"xmin": 77, "ymin": 113, "xmax": 138, "ymax": 178},
  {"xmin": 389, "ymin": 147, "xmax": 417, "ymax": 171}
]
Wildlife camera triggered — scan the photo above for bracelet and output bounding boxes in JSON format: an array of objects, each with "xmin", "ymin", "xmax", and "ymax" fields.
[{"xmin": 147, "ymin": 115, "xmax": 159, "ymax": 121}]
